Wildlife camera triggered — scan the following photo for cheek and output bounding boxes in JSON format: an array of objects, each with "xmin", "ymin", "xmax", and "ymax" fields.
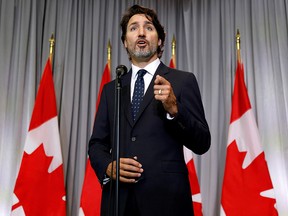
[
  {"xmin": 124, "ymin": 39, "xmax": 130, "ymax": 48},
  {"xmin": 124, "ymin": 35, "xmax": 134, "ymax": 47}
]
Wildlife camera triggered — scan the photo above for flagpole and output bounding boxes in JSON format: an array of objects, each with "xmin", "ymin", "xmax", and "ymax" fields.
[
  {"xmin": 171, "ymin": 35, "xmax": 176, "ymax": 67},
  {"xmin": 236, "ymin": 29, "xmax": 241, "ymax": 63},
  {"xmin": 49, "ymin": 33, "xmax": 55, "ymax": 67}
]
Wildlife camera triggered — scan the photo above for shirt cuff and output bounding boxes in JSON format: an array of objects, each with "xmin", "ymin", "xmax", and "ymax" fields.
[
  {"xmin": 103, "ymin": 174, "xmax": 110, "ymax": 185},
  {"xmin": 166, "ymin": 113, "xmax": 175, "ymax": 120}
]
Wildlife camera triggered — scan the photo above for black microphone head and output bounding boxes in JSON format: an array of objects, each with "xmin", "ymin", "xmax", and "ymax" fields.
[{"xmin": 116, "ymin": 65, "xmax": 128, "ymax": 77}]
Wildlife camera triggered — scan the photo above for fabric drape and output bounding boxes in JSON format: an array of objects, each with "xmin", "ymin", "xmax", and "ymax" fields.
[{"xmin": 0, "ymin": 0, "xmax": 287, "ymax": 215}]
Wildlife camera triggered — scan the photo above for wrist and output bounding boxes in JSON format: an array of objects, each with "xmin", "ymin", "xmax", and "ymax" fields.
[{"xmin": 168, "ymin": 101, "xmax": 178, "ymax": 117}]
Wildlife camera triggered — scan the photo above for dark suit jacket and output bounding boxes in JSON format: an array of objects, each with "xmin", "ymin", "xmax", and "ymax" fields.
[{"xmin": 89, "ymin": 62, "xmax": 211, "ymax": 216}]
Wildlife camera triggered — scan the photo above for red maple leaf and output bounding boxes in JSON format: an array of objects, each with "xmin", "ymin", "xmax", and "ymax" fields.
[
  {"xmin": 13, "ymin": 144, "xmax": 66, "ymax": 215},
  {"xmin": 222, "ymin": 140, "xmax": 278, "ymax": 216}
]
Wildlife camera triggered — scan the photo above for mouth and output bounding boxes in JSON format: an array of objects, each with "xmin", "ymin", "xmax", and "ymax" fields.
[{"xmin": 136, "ymin": 39, "xmax": 148, "ymax": 48}]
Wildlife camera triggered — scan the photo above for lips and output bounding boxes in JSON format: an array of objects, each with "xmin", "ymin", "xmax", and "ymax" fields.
[{"xmin": 136, "ymin": 39, "xmax": 148, "ymax": 47}]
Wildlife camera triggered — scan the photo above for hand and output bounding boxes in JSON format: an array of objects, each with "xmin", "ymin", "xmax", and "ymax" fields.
[
  {"xmin": 106, "ymin": 156, "xmax": 144, "ymax": 183},
  {"xmin": 154, "ymin": 75, "xmax": 178, "ymax": 117}
]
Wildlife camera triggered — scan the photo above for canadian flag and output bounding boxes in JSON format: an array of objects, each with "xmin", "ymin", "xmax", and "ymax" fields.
[
  {"xmin": 169, "ymin": 58, "xmax": 203, "ymax": 216},
  {"xmin": 221, "ymin": 61, "xmax": 278, "ymax": 215},
  {"xmin": 79, "ymin": 62, "xmax": 111, "ymax": 216},
  {"xmin": 11, "ymin": 59, "xmax": 66, "ymax": 215}
]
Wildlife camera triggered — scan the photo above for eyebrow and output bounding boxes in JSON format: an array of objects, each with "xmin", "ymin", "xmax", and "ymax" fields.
[{"xmin": 128, "ymin": 20, "xmax": 154, "ymax": 27}]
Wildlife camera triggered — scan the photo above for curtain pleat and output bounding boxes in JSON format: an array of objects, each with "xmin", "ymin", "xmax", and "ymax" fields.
[{"xmin": 0, "ymin": 0, "xmax": 287, "ymax": 215}]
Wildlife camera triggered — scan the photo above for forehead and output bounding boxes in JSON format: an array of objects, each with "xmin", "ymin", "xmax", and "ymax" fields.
[{"xmin": 128, "ymin": 14, "xmax": 153, "ymax": 26}]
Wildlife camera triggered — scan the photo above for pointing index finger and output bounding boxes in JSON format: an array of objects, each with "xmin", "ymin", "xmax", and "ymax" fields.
[{"xmin": 154, "ymin": 75, "xmax": 168, "ymax": 85}]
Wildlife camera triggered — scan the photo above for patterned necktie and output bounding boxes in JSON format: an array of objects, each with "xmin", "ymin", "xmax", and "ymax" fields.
[{"xmin": 131, "ymin": 69, "xmax": 147, "ymax": 121}]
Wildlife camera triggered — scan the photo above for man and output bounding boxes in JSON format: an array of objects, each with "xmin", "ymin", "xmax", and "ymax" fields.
[{"xmin": 88, "ymin": 4, "xmax": 211, "ymax": 216}]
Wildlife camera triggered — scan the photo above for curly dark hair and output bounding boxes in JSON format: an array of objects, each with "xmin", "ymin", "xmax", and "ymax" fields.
[{"xmin": 120, "ymin": 5, "xmax": 166, "ymax": 59}]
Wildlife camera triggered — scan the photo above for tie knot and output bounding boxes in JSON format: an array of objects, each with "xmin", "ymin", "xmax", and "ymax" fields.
[{"xmin": 137, "ymin": 69, "xmax": 147, "ymax": 78}]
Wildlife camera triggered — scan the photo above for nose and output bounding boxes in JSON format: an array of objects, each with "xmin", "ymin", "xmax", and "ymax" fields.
[{"xmin": 138, "ymin": 26, "xmax": 145, "ymax": 37}]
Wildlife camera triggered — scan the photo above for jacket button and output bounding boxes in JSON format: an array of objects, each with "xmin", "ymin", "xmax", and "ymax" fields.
[{"xmin": 131, "ymin": 137, "xmax": 136, "ymax": 142}]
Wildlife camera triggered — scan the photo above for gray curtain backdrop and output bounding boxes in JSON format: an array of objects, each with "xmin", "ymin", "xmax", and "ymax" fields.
[{"xmin": 0, "ymin": 0, "xmax": 287, "ymax": 215}]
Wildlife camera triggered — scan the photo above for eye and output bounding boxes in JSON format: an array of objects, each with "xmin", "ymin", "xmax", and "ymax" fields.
[
  {"xmin": 146, "ymin": 25, "xmax": 154, "ymax": 31},
  {"xmin": 129, "ymin": 25, "xmax": 137, "ymax": 32}
]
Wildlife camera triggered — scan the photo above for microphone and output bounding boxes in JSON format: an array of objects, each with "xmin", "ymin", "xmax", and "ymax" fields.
[{"xmin": 116, "ymin": 65, "xmax": 127, "ymax": 77}]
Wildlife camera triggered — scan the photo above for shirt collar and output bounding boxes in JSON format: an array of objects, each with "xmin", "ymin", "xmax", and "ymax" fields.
[{"xmin": 131, "ymin": 58, "xmax": 161, "ymax": 78}]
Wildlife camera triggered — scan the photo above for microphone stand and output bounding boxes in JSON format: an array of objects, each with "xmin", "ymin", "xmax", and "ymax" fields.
[
  {"xmin": 113, "ymin": 65, "xmax": 127, "ymax": 216},
  {"xmin": 115, "ymin": 74, "xmax": 121, "ymax": 216}
]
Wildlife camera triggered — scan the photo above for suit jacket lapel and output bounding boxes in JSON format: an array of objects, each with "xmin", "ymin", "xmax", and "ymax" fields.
[
  {"xmin": 133, "ymin": 62, "xmax": 169, "ymax": 124},
  {"xmin": 121, "ymin": 71, "xmax": 134, "ymax": 127}
]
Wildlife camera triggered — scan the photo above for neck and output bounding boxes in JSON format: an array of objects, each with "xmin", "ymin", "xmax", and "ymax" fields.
[{"xmin": 131, "ymin": 55, "xmax": 158, "ymax": 68}]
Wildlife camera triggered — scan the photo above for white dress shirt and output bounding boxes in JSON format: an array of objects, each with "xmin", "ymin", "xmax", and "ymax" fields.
[{"xmin": 130, "ymin": 58, "xmax": 161, "ymax": 101}]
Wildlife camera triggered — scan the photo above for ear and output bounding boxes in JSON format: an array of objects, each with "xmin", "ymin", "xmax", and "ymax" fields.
[
  {"xmin": 158, "ymin": 39, "xmax": 162, "ymax": 46},
  {"xmin": 124, "ymin": 39, "xmax": 128, "ymax": 48}
]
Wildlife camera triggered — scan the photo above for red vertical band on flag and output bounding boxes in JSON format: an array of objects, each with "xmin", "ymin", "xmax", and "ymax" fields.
[
  {"xmin": 230, "ymin": 61, "xmax": 251, "ymax": 123},
  {"xmin": 169, "ymin": 58, "xmax": 175, "ymax": 69},
  {"xmin": 29, "ymin": 60, "xmax": 57, "ymax": 130},
  {"xmin": 186, "ymin": 157, "xmax": 203, "ymax": 216},
  {"xmin": 79, "ymin": 62, "xmax": 111, "ymax": 216},
  {"xmin": 79, "ymin": 158, "xmax": 102, "ymax": 216},
  {"xmin": 96, "ymin": 63, "xmax": 111, "ymax": 112},
  {"xmin": 12, "ymin": 59, "xmax": 66, "ymax": 215}
]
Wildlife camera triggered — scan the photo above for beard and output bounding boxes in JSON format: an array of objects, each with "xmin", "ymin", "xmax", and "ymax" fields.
[{"xmin": 127, "ymin": 43, "xmax": 158, "ymax": 60}]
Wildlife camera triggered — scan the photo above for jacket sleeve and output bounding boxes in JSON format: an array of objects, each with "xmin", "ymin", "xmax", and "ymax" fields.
[
  {"xmin": 170, "ymin": 72, "xmax": 211, "ymax": 155},
  {"xmin": 88, "ymin": 84, "xmax": 113, "ymax": 184}
]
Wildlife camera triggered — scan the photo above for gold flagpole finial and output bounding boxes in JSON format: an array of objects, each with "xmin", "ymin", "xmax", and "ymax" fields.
[
  {"xmin": 236, "ymin": 29, "xmax": 240, "ymax": 51},
  {"xmin": 49, "ymin": 33, "xmax": 55, "ymax": 64},
  {"xmin": 107, "ymin": 39, "xmax": 111, "ymax": 70},
  {"xmin": 171, "ymin": 35, "xmax": 176, "ymax": 56},
  {"xmin": 171, "ymin": 35, "xmax": 176, "ymax": 67},
  {"xmin": 107, "ymin": 40, "xmax": 111, "ymax": 61},
  {"xmin": 236, "ymin": 29, "xmax": 241, "ymax": 63}
]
